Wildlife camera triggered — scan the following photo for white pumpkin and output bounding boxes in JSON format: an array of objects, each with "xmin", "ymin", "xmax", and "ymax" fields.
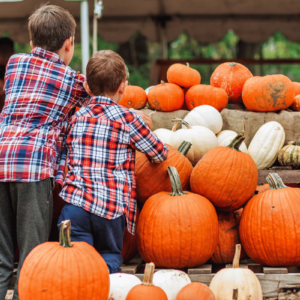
[
  {"xmin": 154, "ymin": 119, "xmax": 181, "ymax": 144},
  {"xmin": 209, "ymin": 244, "xmax": 262, "ymax": 300},
  {"xmin": 183, "ymin": 105, "xmax": 223, "ymax": 134},
  {"xmin": 248, "ymin": 121, "xmax": 285, "ymax": 170},
  {"xmin": 169, "ymin": 119, "xmax": 218, "ymax": 165},
  {"xmin": 109, "ymin": 273, "xmax": 141, "ymax": 300},
  {"xmin": 145, "ymin": 86, "xmax": 155, "ymax": 96},
  {"xmin": 217, "ymin": 130, "xmax": 247, "ymax": 153},
  {"xmin": 153, "ymin": 270, "xmax": 191, "ymax": 300}
]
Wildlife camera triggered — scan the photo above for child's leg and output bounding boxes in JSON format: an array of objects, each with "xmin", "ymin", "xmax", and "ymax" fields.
[
  {"xmin": 91, "ymin": 214, "xmax": 126, "ymax": 274},
  {"xmin": 0, "ymin": 183, "xmax": 16, "ymax": 300}
]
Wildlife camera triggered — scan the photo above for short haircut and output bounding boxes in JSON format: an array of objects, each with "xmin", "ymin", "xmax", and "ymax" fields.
[
  {"xmin": 28, "ymin": 4, "xmax": 76, "ymax": 52},
  {"xmin": 86, "ymin": 50, "xmax": 127, "ymax": 96},
  {"xmin": 0, "ymin": 66, "xmax": 5, "ymax": 81}
]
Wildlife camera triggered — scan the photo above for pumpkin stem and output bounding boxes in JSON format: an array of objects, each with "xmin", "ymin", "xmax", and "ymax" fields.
[
  {"xmin": 230, "ymin": 62, "xmax": 237, "ymax": 67},
  {"xmin": 171, "ymin": 118, "xmax": 192, "ymax": 129},
  {"xmin": 59, "ymin": 220, "xmax": 73, "ymax": 248},
  {"xmin": 227, "ymin": 121, "xmax": 245, "ymax": 151},
  {"xmin": 143, "ymin": 263, "xmax": 155, "ymax": 286},
  {"xmin": 161, "ymin": 80, "xmax": 165, "ymax": 85},
  {"xmin": 186, "ymin": 62, "xmax": 190, "ymax": 67},
  {"xmin": 167, "ymin": 166, "xmax": 187, "ymax": 196},
  {"xmin": 232, "ymin": 244, "xmax": 241, "ymax": 268},
  {"xmin": 266, "ymin": 173, "xmax": 288, "ymax": 190},
  {"xmin": 177, "ymin": 141, "xmax": 192, "ymax": 156},
  {"xmin": 296, "ymin": 139, "xmax": 300, "ymax": 146},
  {"xmin": 171, "ymin": 120, "xmax": 180, "ymax": 132}
]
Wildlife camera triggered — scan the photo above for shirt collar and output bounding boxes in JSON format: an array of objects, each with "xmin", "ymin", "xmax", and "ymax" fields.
[
  {"xmin": 31, "ymin": 47, "xmax": 65, "ymax": 65},
  {"xmin": 89, "ymin": 96, "xmax": 116, "ymax": 106}
]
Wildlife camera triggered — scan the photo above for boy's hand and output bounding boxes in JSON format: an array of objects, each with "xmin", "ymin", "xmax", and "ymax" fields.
[{"xmin": 130, "ymin": 109, "xmax": 153, "ymax": 129}]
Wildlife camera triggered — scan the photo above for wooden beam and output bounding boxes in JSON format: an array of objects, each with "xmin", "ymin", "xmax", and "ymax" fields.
[{"xmin": 258, "ymin": 170, "xmax": 300, "ymax": 184}]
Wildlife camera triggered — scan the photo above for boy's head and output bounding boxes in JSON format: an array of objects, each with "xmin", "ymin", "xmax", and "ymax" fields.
[
  {"xmin": 85, "ymin": 50, "xmax": 127, "ymax": 103},
  {"xmin": 0, "ymin": 37, "xmax": 14, "ymax": 66},
  {"xmin": 28, "ymin": 5, "xmax": 76, "ymax": 65}
]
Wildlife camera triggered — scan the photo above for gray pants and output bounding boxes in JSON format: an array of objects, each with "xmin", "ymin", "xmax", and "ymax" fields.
[{"xmin": 0, "ymin": 178, "xmax": 53, "ymax": 300}]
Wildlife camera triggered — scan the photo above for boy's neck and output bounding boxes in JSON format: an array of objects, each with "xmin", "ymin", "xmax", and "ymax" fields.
[{"xmin": 101, "ymin": 93, "xmax": 121, "ymax": 104}]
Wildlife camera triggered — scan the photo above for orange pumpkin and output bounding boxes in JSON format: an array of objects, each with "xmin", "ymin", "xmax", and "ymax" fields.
[
  {"xmin": 255, "ymin": 184, "xmax": 270, "ymax": 194},
  {"xmin": 119, "ymin": 85, "xmax": 147, "ymax": 109},
  {"xmin": 210, "ymin": 62, "xmax": 253, "ymax": 104},
  {"xmin": 242, "ymin": 75, "xmax": 295, "ymax": 112},
  {"xmin": 190, "ymin": 129, "xmax": 258, "ymax": 211},
  {"xmin": 122, "ymin": 208, "xmax": 140, "ymax": 264},
  {"xmin": 137, "ymin": 166, "xmax": 219, "ymax": 268},
  {"xmin": 126, "ymin": 263, "xmax": 168, "ymax": 300},
  {"xmin": 185, "ymin": 84, "xmax": 228, "ymax": 112},
  {"xmin": 240, "ymin": 173, "xmax": 300, "ymax": 267},
  {"xmin": 167, "ymin": 63, "xmax": 201, "ymax": 88},
  {"xmin": 148, "ymin": 81, "xmax": 184, "ymax": 112},
  {"xmin": 19, "ymin": 220, "xmax": 109, "ymax": 300},
  {"xmin": 175, "ymin": 282, "xmax": 215, "ymax": 300},
  {"xmin": 291, "ymin": 95, "xmax": 300, "ymax": 111},
  {"xmin": 210, "ymin": 209, "xmax": 247, "ymax": 264},
  {"xmin": 293, "ymin": 82, "xmax": 300, "ymax": 96},
  {"xmin": 135, "ymin": 141, "xmax": 193, "ymax": 204}
]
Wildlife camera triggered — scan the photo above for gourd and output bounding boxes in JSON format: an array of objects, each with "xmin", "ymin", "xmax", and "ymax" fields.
[
  {"xmin": 126, "ymin": 263, "xmax": 168, "ymax": 300},
  {"xmin": 242, "ymin": 75, "xmax": 295, "ymax": 112},
  {"xmin": 217, "ymin": 130, "xmax": 247, "ymax": 153},
  {"xmin": 191, "ymin": 126, "xmax": 258, "ymax": 211},
  {"xmin": 135, "ymin": 141, "xmax": 193, "ymax": 203},
  {"xmin": 153, "ymin": 119, "xmax": 181, "ymax": 144},
  {"xmin": 210, "ymin": 209, "xmax": 247, "ymax": 264},
  {"xmin": 248, "ymin": 121, "xmax": 285, "ymax": 170},
  {"xmin": 19, "ymin": 220, "xmax": 109, "ymax": 300},
  {"xmin": 148, "ymin": 81, "xmax": 184, "ymax": 112},
  {"xmin": 169, "ymin": 119, "xmax": 218, "ymax": 166},
  {"xmin": 210, "ymin": 62, "xmax": 253, "ymax": 104},
  {"xmin": 176, "ymin": 282, "xmax": 216, "ymax": 300},
  {"xmin": 240, "ymin": 173, "xmax": 300, "ymax": 267},
  {"xmin": 293, "ymin": 82, "xmax": 300, "ymax": 96},
  {"xmin": 153, "ymin": 270, "xmax": 191, "ymax": 300},
  {"xmin": 291, "ymin": 95, "xmax": 300, "ymax": 111},
  {"xmin": 209, "ymin": 244, "xmax": 263, "ymax": 300},
  {"xmin": 167, "ymin": 63, "xmax": 201, "ymax": 88},
  {"xmin": 183, "ymin": 105, "xmax": 223, "ymax": 134},
  {"xmin": 119, "ymin": 86, "xmax": 147, "ymax": 109},
  {"xmin": 137, "ymin": 166, "xmax": 218, "ymax": 268},
  {"xmin": 109, "ymin": 273, "xmax": 141, "ymax": 300},
  {"xmin": 278, "ymin": 139, "xmax": 300, "ymax": 169},
  {"xmin": 185, "ymin": 84, "xmax": 228, "ymax": 112}
]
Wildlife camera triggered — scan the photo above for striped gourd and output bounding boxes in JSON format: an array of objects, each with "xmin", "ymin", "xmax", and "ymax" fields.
[{"xmin": 278, "ymin": 140, "xmax": 300, "ymax": 169}]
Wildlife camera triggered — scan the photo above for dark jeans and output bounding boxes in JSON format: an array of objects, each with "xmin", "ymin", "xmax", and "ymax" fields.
[
  {"xmin": 0, "ymin": 178, "xmax": 53, "ymax": 300},
  {"xmin": 58, "ymin": 202, "xmax": 126, "ymax": 273}
]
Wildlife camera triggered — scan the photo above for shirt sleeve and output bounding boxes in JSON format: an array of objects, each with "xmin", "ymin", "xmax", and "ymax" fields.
[
  {"xmin": 72, "ymin": 73, "xmax": 91, "ymax": 108},
  {"xmin": 129, "ymin": 114, "xmax": 168, "ymax": 164}
]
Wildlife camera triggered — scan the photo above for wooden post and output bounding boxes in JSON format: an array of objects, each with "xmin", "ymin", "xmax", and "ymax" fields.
[{"xmin": 93, "ymin": 0, "xmax": 98, "ymax": 54}]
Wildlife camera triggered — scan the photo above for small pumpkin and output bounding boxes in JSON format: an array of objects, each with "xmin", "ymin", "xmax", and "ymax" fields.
[
  {"xmin": 176, "ymin": 282, "xmax": 215, "ymax": 300},
  {"xmin": 126, "ymin": 263, "xmax": 168, "ymax": 300},
  {"xmin": 255, "ymin": 184, "xmax": 270, "ymax": 194},
  {"xmin": 183, "ymin": 105, "xmax": 223, "ymax": 134},
  {"xmin": 278, "ymin": 139, "xmax": 300, "ymax": 169},
  {"xmin": 210, "ymin": 62, "xmax": 253, "ymax": 104},
  {"xmin": 148, "ymin": 81, "xmax": 184, "ymax": 112},
  {"xmin": 185, "ymin": 84, "xmax": 228, "ymax": 112},
  {"xmin": 119, "ymin": 86, "xmax": 147, "ymax": 109},
  {"xmin": 19, "ymin": 220, "xmax": 110, "ymax": 300},
  {"xmin": 248, "ymin": 121, "xmax": 285, "ymax": 170},
  {"xmin": 293, "ymin": 82, "xmax": 300, "ymax": 96},
  {"xmin": 291, "ymin": 95, "xmax": 300, "ymax": 111},
  {"xmin": 167, "ymin": 63, "xmax": 201, "ymax": 88},
  {"xmin": 169, "ymin": 118, "xmax": 218, "ymax": 166},
  {"xmin": 191, "ymin": 126, "xmax": 258, "ymax": 211},
  {"xmin": 242, "ymin": 75, "xmax": 295, "ymax": 112},
  {"xmin": 137, "ymin": 166, "xmax": 219, "ymax": 268},
  {"xmin": 209, "ymin": 244, "xmax": 263, "ymax": 300},
  {"xmin": 153, "ymin": 270, "xmax": 191, "ymax": 300},
  {"xmin": 135, "ymin": 141, "xmax": 193, "ymax": 204},
  {"xmin": 240, "ymin": 173, "xmax": 300, "ymax": 267},
  {"xmin": 217, "ymin": 130, "xmax": 247, "ymax": 153}
]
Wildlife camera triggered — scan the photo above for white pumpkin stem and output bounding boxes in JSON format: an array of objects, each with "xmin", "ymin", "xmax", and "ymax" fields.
[
  {"xmin": 186, "ymin": 62, "xmax": 190, "ymax": 67},
  {"xmin": 143, "ymin": 263, "xmax": 155, "ymax": 286},
  {"xmin": 296, "ymin": 139, "xmax": 300, "ymax": 146},
  {"xmin": 161, "ymin": 80, "xmax": 165, "ymax": 85},
  {"xmin": 177, "ymin": 141, "xmax": 192, "ymax": 156},
  {"xmin": 59, "ymin": 220, "xmax": 73, "ymax": 248},
  {"xmin": 232, "ymin": 244, "xmax": 241, "ymax": 268},
  {"xmin": 167, "ymin": 166, "xmax": 187, "ymax": 196},
  {"xmin": 266, "ymin": 173, "xmax": 288, "ymax": 190},
  {"xmin": 171, "ymin": 118, "xmax": 192, "ymax": 129}
]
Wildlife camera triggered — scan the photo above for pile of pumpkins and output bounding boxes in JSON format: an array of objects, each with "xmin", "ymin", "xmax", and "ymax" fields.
[{"xmin": 120, "ymin": 61, "xmax": 300, "ymax": 113}]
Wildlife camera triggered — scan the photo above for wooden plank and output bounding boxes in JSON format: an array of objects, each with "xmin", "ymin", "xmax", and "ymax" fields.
[
  {"xmin": 188, "ymin": 274, "xmax": 214, "ymax": 286},
  {"xmin": 226, "ymin": 264, "xmax": 248, "ymax": 269},
  {"xmin": 188, "ymin": 264, "xmax": 212, "ymax": 275},
  {"xmin": 121, "ymin": 259, "xmax": 142, "ymax": 274},
  {"xmin": 264, "ymin": 267, "xmax": 288, "ymax": 274},
  {"xmin": 8, "ymin": 275, "xmax": 16, "ymax": 290},
  {"xmin": 258, "ymin": 170, "xmax": 300, "ymax": 184}
]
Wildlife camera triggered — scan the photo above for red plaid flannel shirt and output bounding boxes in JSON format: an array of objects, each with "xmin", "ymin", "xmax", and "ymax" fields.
[{"xmin": 58, "ymin": 96, "xmax": 168, "ymax": 234}]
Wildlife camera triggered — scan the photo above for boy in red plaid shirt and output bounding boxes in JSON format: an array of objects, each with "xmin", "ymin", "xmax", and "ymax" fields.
[{"xmin": 57, "ymin": 50, "xmax": 168, "ymax": 273}]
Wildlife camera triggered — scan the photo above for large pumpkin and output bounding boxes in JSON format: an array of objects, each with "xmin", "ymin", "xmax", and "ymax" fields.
[
  {"xmin": 278, "ymin": 139, "xmax": 300, "ymax": 169},
  {"xmin": 210, "ymin": 209, "xmax": 247, "ymax": 264},
  {"xmin": 242, "ymin": 75, "xmax": 295, "ymax": 112},
  {"xmin": 240, "ymin": 173, "xmax": 300, "ymax": 267},
  {"xmin": 210, "ymin": 62, "xmax": 253, "ymax": 104},
  {"xmin": 167, "ymin": 63, "xmax": 201, "ymax": 88},
  {"xmin": 148, "ymin": 81, "xmax": 184, "ymax": 112},
  {"xmin": 19, "ymin": 220, "xmax": 110, "ymax": 300},
  {"xmin": 185, "ymin": 84, "xmax": 228, "ymax": 112},
  {"xmin": 137, "ymin": 166, "xmax": 219, "ymax": 268},
  {"xmin": 176, "ymin": 283, "xmax": 215, "ymax": 300},
  {"xmin": 190, "ymin": 128, "xmax": 258, "ymax": 211},
  {"xmin": 293, "ymin": 82, "xmax": 300, "ymax": 96},
  {"xmin": 135, "ymin": 141, "xmax": 193, "ymax": 204},
  {"xmin": 119, "ymin": 86, "xmax": 147, "ymax": 109}
]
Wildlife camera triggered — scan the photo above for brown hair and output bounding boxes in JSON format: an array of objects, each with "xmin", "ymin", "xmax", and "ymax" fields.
[
  {"xmin": 86, "ymin": 50, "xmax": 127, "ymax": 96},
  {"xmin": 28, "ymin": 4, "xmax": 76, "ymax": 52}
]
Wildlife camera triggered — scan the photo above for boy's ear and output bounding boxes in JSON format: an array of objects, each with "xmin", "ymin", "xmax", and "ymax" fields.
[
  {"xmin": 119, "ymin": 81, "xmax": 127, "ymax": 95},
  {"xmin": 83, "ymin": 81, "xmax": 94, "ymax": 96},
  {"xmin": 64, "ymin": 37, "xmax": 73, "ymax": 52},
  {"xmin": 30, "ymin": 41, "xmax": 34, "ymax": 50}
]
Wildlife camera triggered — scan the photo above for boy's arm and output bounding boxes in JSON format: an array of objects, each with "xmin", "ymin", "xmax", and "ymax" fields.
[
  {"xmin": 129, "ymin": 114, "xmax": 168, "ymax": 163},
  {"xmin": 73, "ymin": 73, "xmax": 91, "ymax": 108}
]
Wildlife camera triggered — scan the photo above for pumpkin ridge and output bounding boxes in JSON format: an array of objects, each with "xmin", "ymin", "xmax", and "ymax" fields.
[{"xmin": 71, "ymin": 245, "xmax": 83, "ymax": 299}]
